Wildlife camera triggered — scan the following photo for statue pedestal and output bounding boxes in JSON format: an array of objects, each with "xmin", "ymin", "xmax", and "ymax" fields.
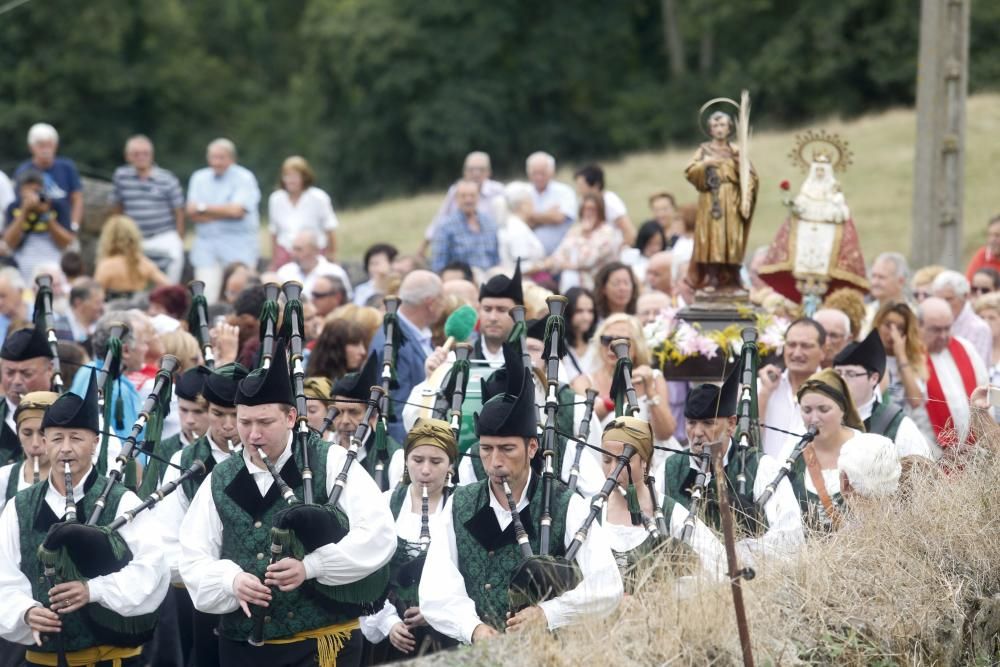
[{"xmin": 661, "ymin": 290, "xmax": 760, "ymax": 383}]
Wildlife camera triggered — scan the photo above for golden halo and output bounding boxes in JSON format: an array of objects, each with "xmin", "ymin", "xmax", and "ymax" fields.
[
  {"xmin": 698, "ymin": 97, "xmax": 740, "ymax": 139},
  {"xmin": 788, "ymin": 129, "xmax": 853, "ymax": 173}
]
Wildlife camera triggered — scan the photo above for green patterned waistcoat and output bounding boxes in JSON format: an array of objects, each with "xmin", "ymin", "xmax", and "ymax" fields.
[
  {"xmin": 4, "ymin": 461, "xmax": 23, "ymax": 501},
  {"xmin": 451, "ymin": 475, "xmax": 573, "ymax": 630},
  {"xmin": 387, "ymin": 484, "xmax": 422, "ymax": 610},
  {"xmin": 211, "ymin": 440, "xmax": 385, "ymax": 641},
  {"xmin": 788, "ymin": 457, "xmax": 844, "ymax": 533},
  {"xmin": 662, "ymin": 442, "xmax": 767, "ymax": 535},
  {"xmin": 16, "ymin": 471, "xmax": 157, "ymax": 652},
  {"xmin": 0, "ymin": 402, "xmax": 23, "ymax": 465},
  {"xmin": 361, "ymin": 433, "xmax": 403, "ymax": 487},
  {"xmin": 138, "ymin": 433, "xmax": 184, "ymax": 498},
  {"xmin": 179, "ymin": 436, "xmax": 219, "ymax": 502}
]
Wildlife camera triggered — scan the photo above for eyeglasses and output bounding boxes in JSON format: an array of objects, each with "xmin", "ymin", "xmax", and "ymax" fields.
[
  {"xmin": 971, "ymin": 286, "xmax": 993, "ymax": 295},
  {"xmin": 600, "ymin": 335, "xmax": 618, "ymax": 347},
  {"xmin": 834, "ymin": 369, "xmax": 870, "ymax": 379}
]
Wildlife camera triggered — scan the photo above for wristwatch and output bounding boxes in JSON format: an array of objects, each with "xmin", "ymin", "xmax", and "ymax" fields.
[{"xmin": 196, "ymin": 202, "xmax": 207, "ymax": 214}]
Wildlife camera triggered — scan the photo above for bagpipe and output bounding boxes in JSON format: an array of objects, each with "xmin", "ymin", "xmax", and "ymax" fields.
[
  {"xmin": 756, "ymin": 425, "xmax": 817, "ymax": 507},
  {"xmin": 372, "ymin": 295, "xmax": 401, "ymax": 491},
  {"xmin": 566, "ymin": 388, "xmax": 598, "ymax": 494},
  {"xmin": 187, "ymin": 280, "xmax": 215, "ymax": 370},
  {"xmin": 33, "ymin": 274, "xmax": 64, "ymax": 393},
  {"xmin": 538, "ymin": 295, "xmax": 567, "ymax": 555},
  {"xmin": 39, "ymin": 450, "xmax": 204, "ymax": 667},
  {"xmin": 94, "ymin": 320, "xmax": 130, "ymax": 481},
  {"xmin": 281, "ymin": 281, "xmax": 316, "ymax": 504},
  {"xmin": 734, "ymin": 327, "xmax": 761, "ymax": 495}
]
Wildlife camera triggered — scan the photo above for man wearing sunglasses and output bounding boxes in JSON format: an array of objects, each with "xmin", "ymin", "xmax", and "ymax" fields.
[
  {"xmin": 833, "ymin": 330, "xmax": 930, "ymax": 458},
  {"xmin": 931, "ymin": 270, "xmax": 993, "ymax": 371}
]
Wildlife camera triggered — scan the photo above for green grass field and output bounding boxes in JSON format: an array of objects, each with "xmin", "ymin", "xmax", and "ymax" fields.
[{"xmin": 329, "ymin": 93, "xmax": 1000, "ymax": 267}]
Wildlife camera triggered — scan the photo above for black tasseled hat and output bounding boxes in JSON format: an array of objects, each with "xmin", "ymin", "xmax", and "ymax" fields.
[
  {"xmin": 175, "ymin": 367, "xmax": 211, "ymax": 402},
  {"xmin": 475, "ymin": 343, "xmax": 537, "ymax": 439},
  {"xmin": 332, "ymin": 351, "xmax": 379, "ymax": 402},
  {"xmin": 479, "ymin": 258, "xmax": 523, "ymax": 304},
  {"xmin": 684, "ymin": 366, "xmax": 740, "ymax": 420},
  {"xmin": 236, "ymin": 338, "xmax": 295, "ymax": 407},
  {"xmin": 202, "ymin": 362, "xmax": 250, "ymax": 408},
  {"xmin": 42, "ymin": 370, "xmax": 99, "ymax": 433},
  {"xmin": 833, "ymin": 329, "xmax": 886, "ymax": 378},
  {"xmin": 525, "ymin": 314, "xmax": 567, "ymax": 358},
  {"xmin": 1, "ymin": 326, "xmax": 53, "ymax": 361}
]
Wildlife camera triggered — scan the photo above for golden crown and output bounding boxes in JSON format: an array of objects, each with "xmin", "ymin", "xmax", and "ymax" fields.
[{"xmin": 788, "ymin": 130, "xmax": 853, "ymax": 173}]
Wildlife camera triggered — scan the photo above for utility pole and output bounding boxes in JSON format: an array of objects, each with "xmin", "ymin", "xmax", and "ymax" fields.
[{"xmin": 911, "ymin": 0, "xmax": 970, "ymax": 269}]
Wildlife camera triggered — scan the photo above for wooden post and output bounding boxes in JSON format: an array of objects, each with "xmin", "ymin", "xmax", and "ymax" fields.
[{"xmin": 911, "ymin": 0, "xmax": 970, "ymax": 269}]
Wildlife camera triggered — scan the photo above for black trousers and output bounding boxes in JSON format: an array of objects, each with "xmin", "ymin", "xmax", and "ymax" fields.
[
  {"xmin": 172, "ymin": 588, "xmax": 221, "ymax": 667},
  {"xmin": 144, "ymin": 585, "xmax": 183, "ymax": 667},
  {"xmin": 219, "ymin": 628, "xmax": 362, "ymax": 667},
  {"xmin": 0, "ymin": 639, "xmax": 25, "ymax": 667}
]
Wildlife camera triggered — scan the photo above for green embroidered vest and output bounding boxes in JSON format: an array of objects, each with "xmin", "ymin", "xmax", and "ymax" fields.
[
  {"xmin": 865, "ymin": 400, "xmax": 904, "ymax": 442},
  {"xmin": 5, "ymin": 461, "xmax": 23, "ymax": 501},
  {"xmin": 451, "ymin": 476, "xmax": 573, "ymax": 631},
  {"xmin": 387, "ymin": 484, "xmax": 423, "ymax": 610},
  {"xmin": 210, "ymin": 440, "xmax": 385, "ymax": 641},
  {"xmin": 788, "ymin": 457, "xmax": 844, "ymax": 533},
  {"xmin": 179, "ymin": 436, "xmax": 218, "ymax": 502},
  {"xmin": 16, "ymin": 472, "xmax": 157, "ymax": 652},
  {"xmin": 361, "ymin": 434, "xmax": 403, "ymax": 489},
  {"xmin": 0, "ymin": 402, "xmax": 23, "ymax": 465},
  {"xmin": 662, "ymin": 444, "xmax": 767, "ymax": 536},
  {"xmin": 137, "ymin": 433, "xmax": 184, "ymax": 499}
]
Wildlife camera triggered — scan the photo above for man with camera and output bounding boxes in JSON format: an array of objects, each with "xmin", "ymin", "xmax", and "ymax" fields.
[{"xmin": 2, "ymin": 170, "xmax": 76, "ymax": 282}]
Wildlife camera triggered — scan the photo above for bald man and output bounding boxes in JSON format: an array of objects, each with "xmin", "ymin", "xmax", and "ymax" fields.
[
  {"xmin": 919, "ymin": 296, "xmax": 987, "ymax": 452},
  {"xmin": 370, "ymin": 270, "xmax": 444, "ymax": 442},
  {"xmin": 443, "ymin": 279, "xmax": 479, "ymax": 309},
  {"xmin": 644, "ymin": 251, "xmax": 673, "ymax": 296}
]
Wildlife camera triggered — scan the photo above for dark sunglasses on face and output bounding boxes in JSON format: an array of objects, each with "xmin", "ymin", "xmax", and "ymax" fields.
[
  {"xmin": 600, "ymin": 335, "xmax": 617, "ymax": 347},
  {"xmin": 971, "ymin": 286, "xmax": 992, "ymax": 295}
]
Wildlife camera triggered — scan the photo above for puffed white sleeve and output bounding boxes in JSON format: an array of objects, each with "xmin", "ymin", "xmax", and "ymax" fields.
[
  {"xmin": 418, "ymin": 498, "xmax": 482, "ymax": 644},
  {"xmin": 537, "ymin": 494, "xmax": 623, "ymax": 629},
  {"xmin": 0, "ymin": 501, "xmax": 37, "ymax": 644},
  {"xmin": 151, "ymin": 449, "xmax": 189, "ymax": 584},
  {"xmin": 740, "ymin": 454, "xmax": 805, "ymax": 564},
  {"xmin": 87, "ymin": 490, "xmax": 169, "ymax": 616},
  {"xmin": 359, "ymin": 600, "xmax": 402, "ymax": 644},
  {"xmin": 299, "ymin": 445, "xmax": 395, "ymax": 586},
  {"xmin": 178, "ymin": 471, "xmax": 243, "ymax": 614}
]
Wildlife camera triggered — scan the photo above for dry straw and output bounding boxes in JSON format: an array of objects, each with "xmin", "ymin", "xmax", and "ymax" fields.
[{"xmin": 416, "ymin": 424, "xmax": 1000, "ymax": 666}]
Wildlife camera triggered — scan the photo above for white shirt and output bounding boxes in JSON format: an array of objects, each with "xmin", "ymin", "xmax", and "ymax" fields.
[
  {"xmin": 856, "ymin": 395, "xmax": 932, "ymax": 459},
  {"xmin": 531, "ymin": 180, "xmax": 578, "ymax": 255},
  {"xmin": 0, "ymin": 461, "xmax": 33, "ymax": 514},
  {"xmin": 498, "ymin": 213, "xmax": 546, "ymax": 271},
  {"xmin": 178, "ymin": 435, "xmax": 396, "ymax": 614},
  {"xmin": 760, "ymin": 369, "xmax": 810, "ymax": 457},
  {"xmin": 603, "ymin": 191, "xmax": 627, "ymax": 225},
  {"xmin": 3, "ymin": 399, "xmax": 14, "ymax": 439},
  {"xmin": 419, "ymin": 474, "xmax": 622, "ymax": 643},
  {"xmin": 0, "ymin": 171, "xmax": 13, "ymax": 217},
  {"xmin": 359, "ymin": 488, "xmax": 447, "ymax": 644},
  {"xmin": 275, "ymin": 256, "xmax": 353, "ymax": 300},
  {"xmin": 154, "ymin": 433, "xmax": 234, "ymax": 583},
  {"xmin": 268, "ymin": 187, "xmax": 339, "ymax": 251},
  {"xmin": 0, "ymin": 467, "xmax": 169, "ymax": 645}
]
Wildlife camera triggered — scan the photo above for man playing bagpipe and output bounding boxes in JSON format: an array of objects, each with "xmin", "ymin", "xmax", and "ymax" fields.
[
  {"xmin": 329, "ymin": 354, "xmax": 404, "ymax": 489},
  {"xmin": 154, "ymin": 362, "xmax": 249, "ymax": 667},
  {"xmin": 0, "ymin": 327, "xmax": 57, "ymax": 465},
  {"xmin": 661, "ymin": 369, "xmax": 804, "ymax": 562},
  {"xmin": 0, "ymin": 372, "xmax": 168, "ymax": 666},
  {"xmin": 179, "ymin": 340, "xmax": 395, "ymax": 667},
  {"xmin": 420, "ymin": 344, "xmax": 622, "ymax": 643}
]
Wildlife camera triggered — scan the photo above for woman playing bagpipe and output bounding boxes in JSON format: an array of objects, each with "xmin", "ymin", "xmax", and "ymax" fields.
[
  {"xmin": 661, "ymin": 368, "xmax": 805, "ymax": 562},
  {"xmin": 0, "ymin": 392, "xmax": 59, "ymax": 513},
  {"xmin": 0, "ymin": 371, "xmax": 169, "ymax": 666},
  {"xmin": 597, "ymin": 416, "xmax": 727, "ymax": 593},
  {"xmin": 178, "ymin": 340, "xmax": 395, "ymax": 667},
  {"xmin": 419, "ymin": 343, "xmax": 622, "ymax": 644},
  {"xmin": 360, "ymin": 418, "xmax": 458, "ymax": 661},
  {"xmin": 153, "ymin": 362, "xmax": 249, "ymax": 667},
  {"xmin": 328, "ymin": 354, "xmax": 404, "ymax": 488}
]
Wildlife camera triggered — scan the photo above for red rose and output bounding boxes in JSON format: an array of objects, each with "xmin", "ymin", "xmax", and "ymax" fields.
[{"xmin": 780, "ymin": 180, "xmax": 790, "ymax": 191}]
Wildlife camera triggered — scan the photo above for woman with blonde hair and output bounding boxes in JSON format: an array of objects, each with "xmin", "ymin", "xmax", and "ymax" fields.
[
  {"xmin": 94, "ymin": 214, "xmax": 169, "ymax": 297},
  {"xmin": 268, "ymin": 155, "xmax": 339, "ymax": 269},
  {"xmin": 160, "ymin": 329, "xmax": 202, "ymax": 371},
  {"xmin": 329, "ymin": 303, "xmax": 383, "ymax": 345}
]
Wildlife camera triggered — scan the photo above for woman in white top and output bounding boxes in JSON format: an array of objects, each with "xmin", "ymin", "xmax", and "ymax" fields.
[
  {"xmin": 268, "ymin": 155, "xmax": 339, "ymax": 269},
  {"xmin": 497, "ymin": 181, "xmax": 546, "ymax": 272},
  {"xmin": 360, "ymin": 419, "xmax": 456, "ymax": 660}
]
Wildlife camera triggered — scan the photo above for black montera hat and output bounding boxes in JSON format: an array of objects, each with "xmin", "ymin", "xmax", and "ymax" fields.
[
  {"xmin": 42, "ymin": 370, "xmax": 99, "ymax": 432},
  {"xmin": 833, "ymin": 329, "xmax": 886, "ymax": 378},
  {"xmin": 202, "ymin": 363, "xmax": 250, "ymax": 408},
  {"xmin": 480, "ymin": 342, "xmax": 524, "ymax": 405},
  {"xmin": 1, "ymin": 327, "xmax": 53, "ymax": 361},
  {"xmin": 175, "ymin": 367, "xmax": 211, "ymax": 402},
  {"xmin": 475, "ymin": 342, "xmax": 537, "ymax": 439},
  {"xmin": 332, "ymin": 352, "xmax": 379, "ymax": 402},
  {"xmin": 236, "ymin": 338, "xmax": 295, "ymax": 407},
  {"xmin": 684, "ymin": 366, "xmax": 740, "ymax": 420},
  {"xmin": 479, "ymin": 258, "xmax": 523, "ymax": 304}
]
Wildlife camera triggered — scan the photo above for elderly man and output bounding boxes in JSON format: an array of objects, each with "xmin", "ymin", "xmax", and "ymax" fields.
[
  {"xmin": 932, "ymin": 270, "xmax": 992, "ymax": 367},
  {"xmin": 111, "ymin": 135, "xmax": 186, "ymax": 282},
  {"xmin": 636, "ymin": 291, "xmax": 672, "ymax": 325},
  {"xmin": 186, "ymin": 138, "xmax": 261, "ymax": 304},
  {"xmin": 0, "ymin": 327, "xmax": 54, "ymax": 464},
  {"xmin": 573, "ymin": 164, "xmax": 635, "ymax": 245},
  {"xmin": 965, "ymin": 215, "xmax": 1000, "ymax": 281},
  {"xmin": 421, "ymin": 151, "xmax": 504, "ymax": 256},
  {"xmin": 758, "ymin": 318, "xmax": 826, "ymax": 457},
  {"xmin": 814, "ymin": 308, "xmax": 852, "ymax": 368},
  {"xmin": 919, "ymin": 297, "xmax": 987, "ymax": 451},
  {"xmin": 430, "ymin": 180, "xmax": 499, "ymax": 274},
  {"xmin": 14, "ymin": 123, "xmax": 83, "ymax": 230},
  {"xmin": 524, "ymin": 152, "xmax": 577, "ymax": 255},
  {"xmin": 64, "ymin": 280, "xmax": 104, "ymax": 345},
  {"xmin": 833, "ymin": 330, "xmax": 930, "ymax": 458},
  {"xmin": 497, "ymin": 181, "xmax": 545, "ymax": 271},
  {"xmin": 369, "ymin": 270, "xmax": 444, "ymax": 443},
  {"xmin": 644, "ymin": 250, "xmax": 674, "ymax": 298},
  {"xmin": 275, "ymin": 229, "xmax": 353, "ymax": 301},
  {"xmin": 863, "ymin": 252, "xmax": 910, "ymax": 333},
  {"xmin": 311, "ymin": 274, "xmax": 348, "ymax": 318},
  {"xmin": 837, "ymin": 434, "xmax": 902, "ymax": 506}
]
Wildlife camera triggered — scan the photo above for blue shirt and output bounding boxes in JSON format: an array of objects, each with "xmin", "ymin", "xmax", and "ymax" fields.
[
  {"xmin": 15, "ymin": 157, "xmax": 82, "ymax": 206},
  {"xmin": 70, "ymin": 361, "xmax": 142, "ymax": 442},
  {"xmin": 530, "ymin": 180, "xmax": 577, "ymax": 255},
  {"xmin": 430, "ymin": 210, "xmax": 500, "ymax": 273},
  {"xmin": 186, "ymin": 164, "xmax": 260, "ymax": 268}
]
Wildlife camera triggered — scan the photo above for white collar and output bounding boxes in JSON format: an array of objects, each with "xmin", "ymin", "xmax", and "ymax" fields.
[
  {"xmin": 47, "ymin": 465, "xmax": 94, "ymax": 503},
  {"xmin": 242, "ymin": 432, "xmax": 294, "ymax": 473},
  {"xmin": 487, "ymin": 472, "xmax": 534, "ymax": 515}
]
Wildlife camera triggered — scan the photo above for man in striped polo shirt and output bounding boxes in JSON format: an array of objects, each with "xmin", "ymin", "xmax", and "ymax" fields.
[{"xmin": 110, "ymin": 134, "xmax": 186, "ymax": 282}]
